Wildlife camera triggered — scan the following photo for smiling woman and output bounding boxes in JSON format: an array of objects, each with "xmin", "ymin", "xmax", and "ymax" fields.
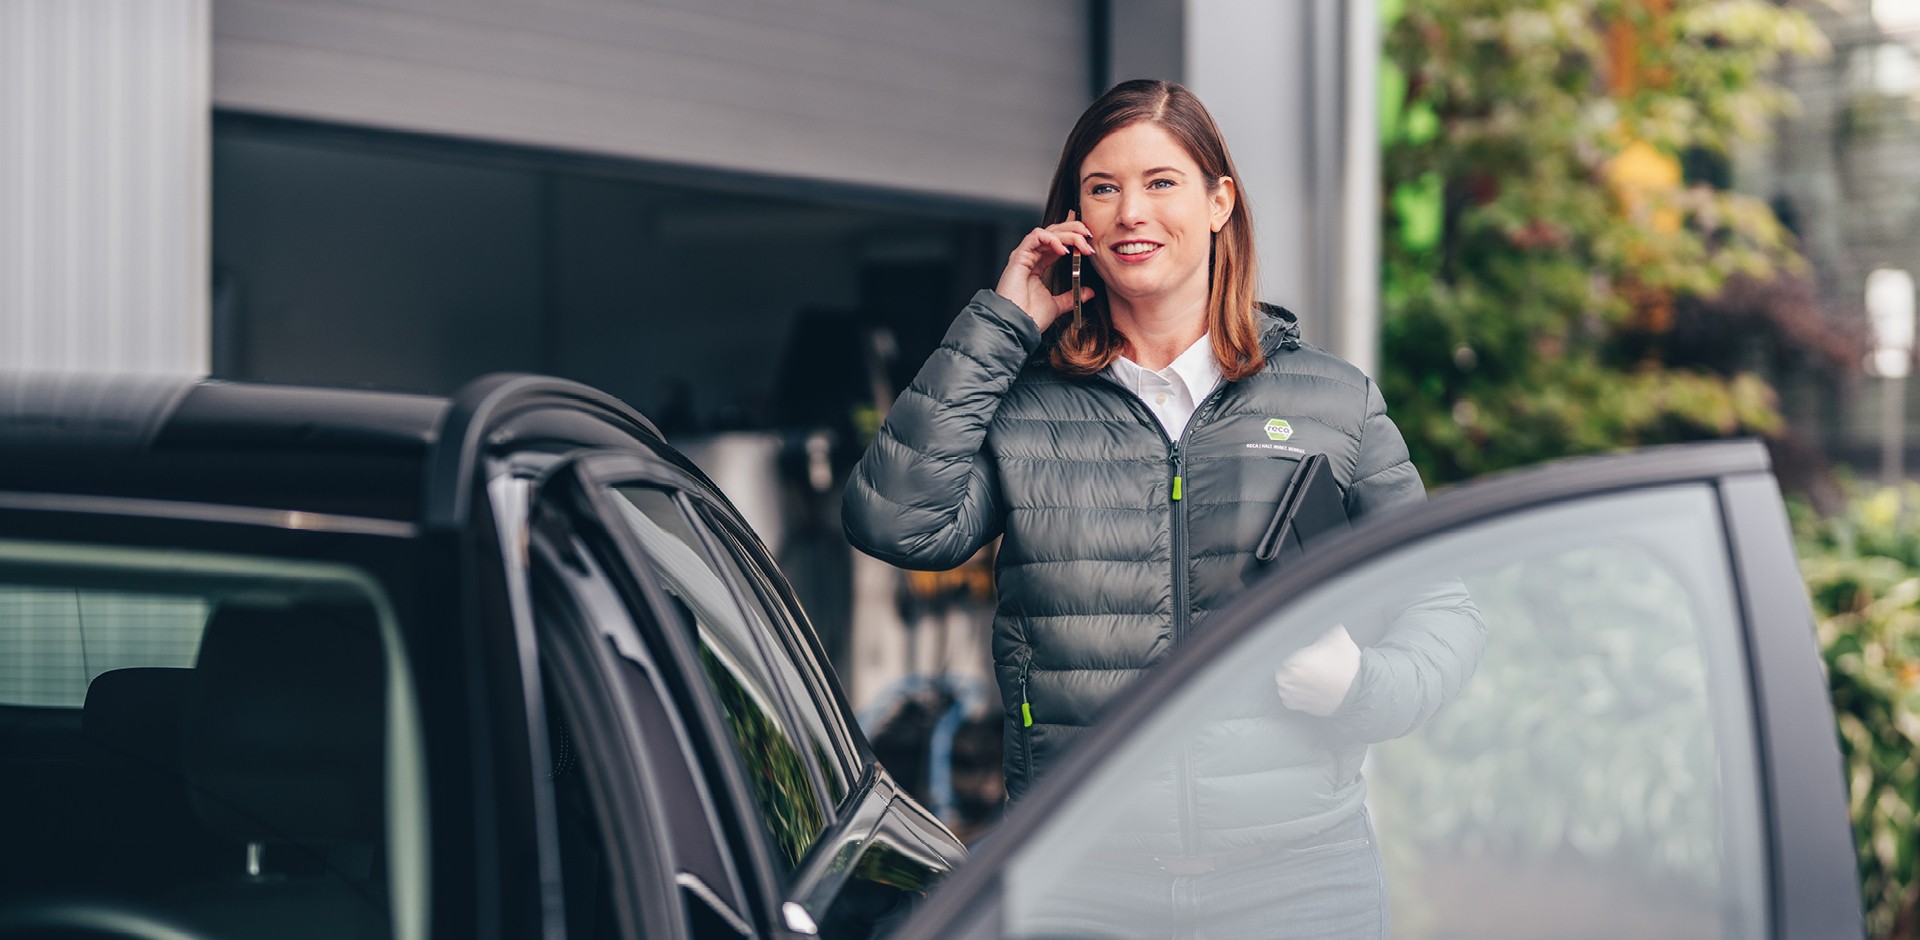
[{"xmin": 844, "ymin": 78, "xmax": 1486, "ymax": 937}]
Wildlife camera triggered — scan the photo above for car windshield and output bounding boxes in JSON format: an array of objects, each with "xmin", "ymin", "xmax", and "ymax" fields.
[
  {"xmin": 0, "ymin": 537, "xmax": 427, "ymax": 940},
  {"xmin": 972, "ymin": 483, "xmax": 1768, "ymax": 940}
]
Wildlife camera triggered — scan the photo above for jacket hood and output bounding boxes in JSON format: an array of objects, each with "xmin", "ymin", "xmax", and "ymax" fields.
[{"xmin": 1258, "ymin": 302, "xmax": 1303, "ymax": 352}]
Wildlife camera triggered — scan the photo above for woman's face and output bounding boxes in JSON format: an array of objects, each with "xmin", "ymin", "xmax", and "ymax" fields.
[{"xmin": 1076, "ymin": 122, "xmax": 1235, "ymax": 312}]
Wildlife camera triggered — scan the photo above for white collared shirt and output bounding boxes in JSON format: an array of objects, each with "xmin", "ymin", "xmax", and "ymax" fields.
[{"xmin": 1104, "ymin": 333, "xmax": 1223, "ymax": 440}]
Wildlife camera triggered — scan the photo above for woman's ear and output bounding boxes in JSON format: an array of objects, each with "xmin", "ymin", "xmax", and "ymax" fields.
[{"xmin": 1211, "ymin": 177, "xmax": 1236, "ymax": 233}]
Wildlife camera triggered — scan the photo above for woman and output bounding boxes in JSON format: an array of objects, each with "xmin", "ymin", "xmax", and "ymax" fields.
[{"xmin": 845, "ymin": 80, "xmax": 1482, "ymax": 937}]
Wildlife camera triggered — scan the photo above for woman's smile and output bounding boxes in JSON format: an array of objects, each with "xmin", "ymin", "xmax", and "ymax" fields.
[{"xmin": 1109, "ymin": 240, "xmax": 1164, "ymax": 263}]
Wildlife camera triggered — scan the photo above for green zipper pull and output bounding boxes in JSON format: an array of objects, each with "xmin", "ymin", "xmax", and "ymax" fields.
[
  {"xmin": 1170, "ymin": 441, "xmax": 1184, "ymax": 502},
  {"xmin": 1019, "ymin": 656, "xmax": 1034, "ymax": 728},
  {"xmin": 1172, "ymin": 476, "xmax": 1183, "ymax": 502}
]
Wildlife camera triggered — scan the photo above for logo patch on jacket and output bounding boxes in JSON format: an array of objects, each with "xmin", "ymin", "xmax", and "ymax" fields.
[{"xmin": 1264, "ymin": 419, "xmax": 1295, "ymax": 441}]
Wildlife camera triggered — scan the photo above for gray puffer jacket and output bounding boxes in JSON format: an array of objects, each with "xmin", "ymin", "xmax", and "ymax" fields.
[{"xmin": 845, "ymin": 290, "xmax": 1484, "ymax": 853}]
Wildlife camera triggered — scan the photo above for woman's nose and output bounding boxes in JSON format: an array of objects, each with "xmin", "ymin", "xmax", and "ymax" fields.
[{"xmin": 1116, "ymin": 192, "xmax": 1146, "ymax": 225}]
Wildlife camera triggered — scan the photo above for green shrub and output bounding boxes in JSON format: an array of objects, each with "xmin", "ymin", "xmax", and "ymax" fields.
[
  {"xmin": 1793, "ymin": 485, "xmax": 1920, "ymax": 938},
  {"xmin": 1380, "ymin": 0, "xmax": 1829, "ymax": 485}
]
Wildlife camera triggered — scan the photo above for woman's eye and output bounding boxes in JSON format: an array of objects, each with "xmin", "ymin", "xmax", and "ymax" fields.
[
  {"xmin": 1089, "ymin": 183, "xmax": 1118, "ymax": 196},
  {"xmin": 1149, "ymin": 178, "xmax": 1176, "ymax": 190}
]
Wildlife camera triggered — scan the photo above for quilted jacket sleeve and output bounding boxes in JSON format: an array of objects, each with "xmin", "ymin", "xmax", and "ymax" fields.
[
  {"xmin": 1343, "ymin": 378, "xmax": 1424, "ymax": 519},
  {"xmin": 843, "ymin": 290, "xmax": 1040, "ymax": 571},
  {"xmin": 1328, "ymin": 378, "xmax": 1488, "ymax": 743}
]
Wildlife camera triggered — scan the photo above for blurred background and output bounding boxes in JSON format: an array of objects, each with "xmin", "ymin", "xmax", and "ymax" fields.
[{"xmin": 3, "ymin": 0, "xmax": 1919, "ymax": 932}]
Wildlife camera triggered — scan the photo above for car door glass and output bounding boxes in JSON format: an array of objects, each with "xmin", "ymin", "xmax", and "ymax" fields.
[
  {"xmin": 687, "ymin": 501, "xmax": 852, "ymax": 808},
  {"xmin": 529, "ymin": 539, "xmax": 749, "ymax": 940},
  {"xmin": 606, "ymin": 486, "xmax": 829, "ymax": 877},
  {"xmin": 987, "ymin": 484, "xmax": 1767, "ymax": 940}
]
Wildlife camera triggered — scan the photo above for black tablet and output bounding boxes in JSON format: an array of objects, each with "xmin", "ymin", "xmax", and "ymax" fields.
[{"xmin": 1254, "ymin": 452, "xmax": 1350, "ymax": 564}]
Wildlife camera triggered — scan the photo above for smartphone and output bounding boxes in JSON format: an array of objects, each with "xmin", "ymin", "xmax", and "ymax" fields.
[{"xmin": 1071, "ymin": 250, "xmax": 1083, "ymax": 322}]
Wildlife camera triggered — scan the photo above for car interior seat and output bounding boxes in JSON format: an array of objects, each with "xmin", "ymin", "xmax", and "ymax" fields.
[
  {"xmin": 168, "ymin": 600, "xmax": 392, "ymax": 940},
  {"xmin": 78, "ymin": 666, "xmax": 237, "ymax": 894},
  {"xmin": 0, "ymin": 665, "xmax": 218, "ymax": 901}
]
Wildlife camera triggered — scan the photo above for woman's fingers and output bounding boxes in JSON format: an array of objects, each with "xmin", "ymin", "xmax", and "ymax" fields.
[
  {"xmin": 1015, "ymin": 232, "xmax": 1076, "ymax": 279},
  {"xmin": 1044, "ymin": 217, "xmax": 1097, "ymax": 256},
  {"xmin": 995, "ymin": 222, "xmax": 1098, "ymax": 327},
  {"xmin": 1013, "ymin": 228, "xmax": 1067, "ymax": 265},
  {"xmin": 1061, "ymin": 212, "xmax": 1097, "ymax": 249}
]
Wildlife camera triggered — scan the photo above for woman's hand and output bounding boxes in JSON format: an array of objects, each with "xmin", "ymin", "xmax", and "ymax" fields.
[
  {"xmin": 1274, "ymin": 625, "xmax": 1361, "ymax": 717},
  {"xmin": 995, "ymin": 212, "xmax": 1097, "ymax": 332}
]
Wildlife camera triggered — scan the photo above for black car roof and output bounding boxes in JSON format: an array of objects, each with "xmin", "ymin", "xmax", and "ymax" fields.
[{"xmin": 0, "ymin": 372, "xmax": 671, "ymax": 526}]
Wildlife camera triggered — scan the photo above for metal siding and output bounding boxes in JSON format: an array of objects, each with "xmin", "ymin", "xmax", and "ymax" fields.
[
  {"xmin": 2, "ymin": 0, "xmax": 210, "ymax": 375},
  {"xmin": 210, "ymin": 0, "xmax": 1085, "ymax": 206}
]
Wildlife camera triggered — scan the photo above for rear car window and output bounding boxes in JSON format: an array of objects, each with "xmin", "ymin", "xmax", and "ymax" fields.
[
  {"xmin": 0, "ymin": 538, "xmax": 427, "ymax": 940},
  {"xmin": 0, "ymin": 589, "xmax": 207, "ymax": 707}
]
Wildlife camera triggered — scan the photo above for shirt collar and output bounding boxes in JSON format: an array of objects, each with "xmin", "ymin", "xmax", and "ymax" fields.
[
  {"xmin": 1166, "ymin": 333, "xmax": 1221, "ymax": 399},
  {"xmin": 1109, "ymin": 333, "xmax": 1220, "ymax": 397}
]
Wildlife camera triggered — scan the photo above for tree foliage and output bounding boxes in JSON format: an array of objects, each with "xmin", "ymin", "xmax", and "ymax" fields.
[
  {"xmin": 1795, "ymin": 485, "xmax": 1920, "ymax": 939},
  {"xmin": 1381, "ymin": 0, "xmax": 1834, "ymax": 484}
]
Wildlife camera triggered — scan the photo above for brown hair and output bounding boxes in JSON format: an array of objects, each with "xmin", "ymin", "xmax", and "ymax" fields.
[{"xmin": 1042, "ymin": 79, "xmax": 1265, "ymax": 381}]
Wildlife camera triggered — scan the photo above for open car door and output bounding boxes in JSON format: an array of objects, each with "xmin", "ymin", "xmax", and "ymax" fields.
[{"xmin": 897, "ymin": 440, "xmax": 1862, "ymax": 940}]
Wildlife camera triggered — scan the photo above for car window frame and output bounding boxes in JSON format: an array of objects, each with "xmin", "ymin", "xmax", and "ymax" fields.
[
  {"xmin": 525, "ymin": 455, "xmax": 799, "ymax": 937},
  {"xmin": 527, "ymin": 490, "xmax": 771, "ymax": 939},
  {"xmin": 568, "ymin": 456, "xmax": 843, "ymax": 818},
  {"xmin": 558, "ymin": 449, "xmax": 968, "ymax": 937},
  {"xmin": 680, "ymin": 493, "xmax": 866, "ymax": 795},
  {"xmin": 892, "ymin": 440, "xmax": 1863, "ymax": 940},
  {"xmin": 0, "ymin": 500, "xmax": 445, "ymax": 940},
  {"xmin": 594, "ymin": 479, "xmax": 839, "ymax": 837}
]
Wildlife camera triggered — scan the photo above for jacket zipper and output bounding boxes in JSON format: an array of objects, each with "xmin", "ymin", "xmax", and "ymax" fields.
[
  {"xmin": 1170, "ymin": 382, "xmax": 1228, "ymax": 857},
  {"xmin": 1096, "ymin": 376, "xmax": 1230, "ymax": 856},
  {"xmin": 1017, "ymin": 648, "xmax": 1035, "ymax": 776},
  {"xmin": 1171, "ymin": 381, "xmax": 1230, "ymax": 639}
]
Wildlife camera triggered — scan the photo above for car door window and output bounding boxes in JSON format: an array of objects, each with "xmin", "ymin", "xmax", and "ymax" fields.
[
  {"xmin": 687, "ymin": 500, "xmax": 854, "ymax": 807},
  {"xmin": 529, "ymin": 526, "xmax": 749, "ymax": 940},
  {"xmin": 606, "ymin": 485, "xmax": 830, "ymax": 877},
  {"xmin": 983, "ymin": 484, "xmax": 1767, "ymax": 940}
]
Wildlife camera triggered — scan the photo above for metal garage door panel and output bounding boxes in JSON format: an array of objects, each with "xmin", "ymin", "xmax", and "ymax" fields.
[{"xmin": 212, "ymin": 0, "xmax": 1084, "ymax": 206}]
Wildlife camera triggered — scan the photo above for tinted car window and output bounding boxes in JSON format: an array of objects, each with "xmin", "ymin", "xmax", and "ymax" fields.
[
  {"xmin": 688, "ymin": 500, "xmax": 852, "ymax": 807},
  {"xmin": 985, "ymin": 484, "xmax": 1767, "ymax": 940},
  {"xmin": 0, "ymin": 538, "xmax": 428, "ymax": 940},
  {"xmin": 607, "ymin": 486, "xmax": 829, "ymax": 876},
  {"xmin": 0, "ymin": 589, "xmax": 205, "ymax": 706}
]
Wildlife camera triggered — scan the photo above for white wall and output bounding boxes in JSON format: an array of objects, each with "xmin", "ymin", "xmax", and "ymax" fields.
[{"xmin": 1, "ymin": 0, "xmax": 210, "ymax": 374}]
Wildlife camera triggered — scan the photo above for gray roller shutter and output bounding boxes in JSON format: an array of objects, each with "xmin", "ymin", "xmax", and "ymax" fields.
[{"xmin": 211, "ymin": 0, "xmax": 1086, "ymax": 206}]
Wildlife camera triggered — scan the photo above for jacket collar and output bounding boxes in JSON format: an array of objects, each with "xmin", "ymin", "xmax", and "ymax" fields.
[{"xmin": 1039, "ymin": 303, "xmax": 1303, "ymax": 371}]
